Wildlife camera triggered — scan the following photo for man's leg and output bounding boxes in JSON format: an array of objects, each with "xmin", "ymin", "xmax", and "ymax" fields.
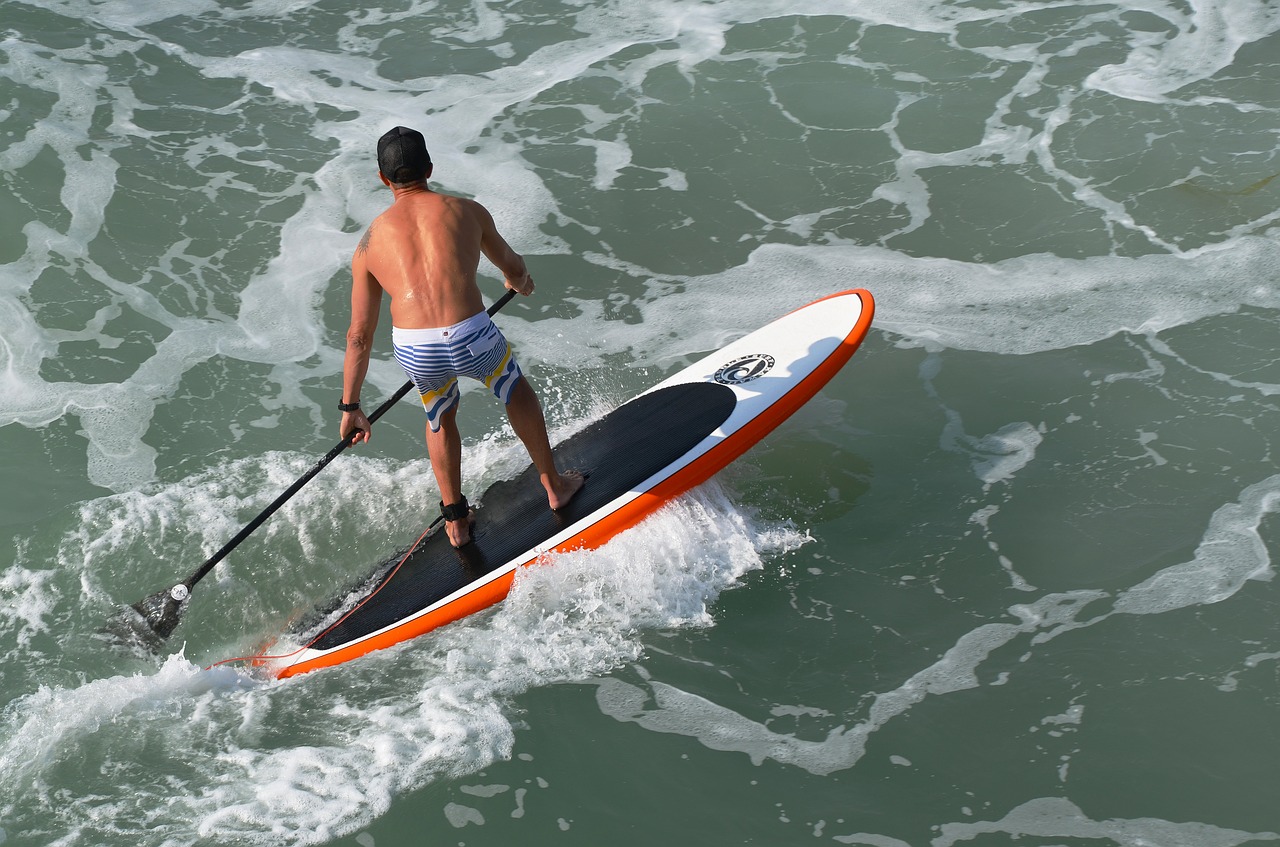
[
  {"xmin": 425, "ymin": 403, "xmax": 472, "ymax": 547},
  {"xmin": 504, "ymin": 377, "xmax": 584, "ymax": 510}
]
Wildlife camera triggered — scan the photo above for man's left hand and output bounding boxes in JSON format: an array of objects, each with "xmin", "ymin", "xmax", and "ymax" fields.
[{"xmin": 342, "ymin": 410, "xmax": 372, "ymax": 444}]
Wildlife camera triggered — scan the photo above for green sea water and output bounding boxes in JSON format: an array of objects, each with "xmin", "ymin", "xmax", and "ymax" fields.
[{"xmin": 3, "ymin": 1, "xmax": 1280, "ymax": 845}]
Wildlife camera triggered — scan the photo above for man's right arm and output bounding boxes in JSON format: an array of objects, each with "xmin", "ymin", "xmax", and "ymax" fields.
[{"xmin": 475, "ymin": 202, "xmax": 534, "ymax": 296}]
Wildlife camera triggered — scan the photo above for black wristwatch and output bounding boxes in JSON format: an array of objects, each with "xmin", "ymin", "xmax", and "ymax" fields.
[{"xmin": 338, "ymin": 399, "xmax": 361, "ymax": 412}]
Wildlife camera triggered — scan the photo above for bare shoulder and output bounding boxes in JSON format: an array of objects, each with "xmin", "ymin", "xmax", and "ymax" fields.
[
  {"xmin": 358, "ymin": 205, "xmax": 396, "ymax": 249},
  {"xmin": 355, "ymin": 219, "xmax": 377, "ymax": 257},
  {"xmin": 453, "ymin": 195, "xmax": 496, "ymax": 229},
  {"xmin": 439, "ymin": 192, "xmax": 487, "ymax": 216}
]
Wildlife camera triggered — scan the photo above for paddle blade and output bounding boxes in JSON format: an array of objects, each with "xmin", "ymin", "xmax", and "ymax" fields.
[{"xmin": 103, "ymin": 584, "xmax": 190, "ymax": 651}]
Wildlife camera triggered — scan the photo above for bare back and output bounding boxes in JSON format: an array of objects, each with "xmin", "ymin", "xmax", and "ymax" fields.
[{"xmin": 353, "ymin": 184, "xmax": 528, "ymax": 329}]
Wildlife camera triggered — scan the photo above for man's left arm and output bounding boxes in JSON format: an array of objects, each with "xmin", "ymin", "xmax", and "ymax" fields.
[{"xmin": 341, "ymin": 230, "xmax": 383, "ymax": 443}]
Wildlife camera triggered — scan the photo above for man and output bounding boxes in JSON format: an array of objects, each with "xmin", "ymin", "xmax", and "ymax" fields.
[{"xmin": 339, "ymin": 126, "xmax": 584, "ymax": 548}]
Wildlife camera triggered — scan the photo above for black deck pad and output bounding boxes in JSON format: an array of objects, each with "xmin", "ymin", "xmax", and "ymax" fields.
[{"xmin": 302, "ymin": 382, "xmax": 736, "ymax": 651}]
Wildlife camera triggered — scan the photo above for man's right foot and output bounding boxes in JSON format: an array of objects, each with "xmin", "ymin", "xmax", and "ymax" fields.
[{"xmin": 546, "ymin": 469, "xmax": 586, "ymax": 511}]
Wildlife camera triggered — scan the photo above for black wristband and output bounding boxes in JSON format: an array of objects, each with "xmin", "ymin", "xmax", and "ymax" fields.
[{"xmin": 338, "ymin": 399, "xmax": 361, "ymax": 412}]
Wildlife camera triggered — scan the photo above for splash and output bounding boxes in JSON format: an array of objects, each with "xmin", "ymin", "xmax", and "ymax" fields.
[{"xmin": 0, "ymin": 477, "xmax": 799, "ymax": 845}]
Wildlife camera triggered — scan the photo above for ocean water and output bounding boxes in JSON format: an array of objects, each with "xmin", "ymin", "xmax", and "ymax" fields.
[{"xmin": 2, "ymin": 0, "xmax": 1280, "ymax": 844}]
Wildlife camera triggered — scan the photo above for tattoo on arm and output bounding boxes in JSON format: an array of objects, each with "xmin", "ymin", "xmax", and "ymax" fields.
[{"xmin": 356, "ymin": 223, "xmax": 374, "ymax": 256}]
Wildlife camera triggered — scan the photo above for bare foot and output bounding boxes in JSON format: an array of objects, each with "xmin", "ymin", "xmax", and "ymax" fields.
[
  {"xmin": 544, "ymin": 469, "xmax": 586, "ymax": 511},
  {"xmin": 444, "ymin": 508, "xmax": 476, "ymax": 548}
]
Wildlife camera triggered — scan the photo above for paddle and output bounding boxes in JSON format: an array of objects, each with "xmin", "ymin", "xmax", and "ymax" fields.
[{"xmin": 110, "ymin": 288, "xmax": 519, "ymax": 649}]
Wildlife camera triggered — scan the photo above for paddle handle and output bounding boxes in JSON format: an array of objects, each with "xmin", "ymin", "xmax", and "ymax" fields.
[{"xmin": 182, "ymin": 288, "xmax": 519, "ymax": 591}]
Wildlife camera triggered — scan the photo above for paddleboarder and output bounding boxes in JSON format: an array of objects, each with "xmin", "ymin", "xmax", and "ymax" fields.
[{"xmin": 340, "ymin": 126, "xmax": 584, "ymax": 547}]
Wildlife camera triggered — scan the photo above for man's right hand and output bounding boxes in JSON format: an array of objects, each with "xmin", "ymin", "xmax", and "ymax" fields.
[{"xmin": 505, "ymin": 271, "xmax": 534, "ymax": 296}]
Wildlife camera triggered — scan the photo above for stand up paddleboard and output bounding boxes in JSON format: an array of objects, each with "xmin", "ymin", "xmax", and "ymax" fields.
[{"xmin": 262, "ymin": 289, "xmax": 874, "ymax": 678}]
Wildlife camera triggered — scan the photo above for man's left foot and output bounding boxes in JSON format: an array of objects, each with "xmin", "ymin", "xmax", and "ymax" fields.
[{"xmin": 440, "ymin": 497, "xmax": 476, "ymax": 548}]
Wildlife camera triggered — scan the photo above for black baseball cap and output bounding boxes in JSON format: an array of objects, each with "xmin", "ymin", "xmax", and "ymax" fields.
[{"xmin": 377, "ymin": 126, "xmax": 432, "ymax": 184}]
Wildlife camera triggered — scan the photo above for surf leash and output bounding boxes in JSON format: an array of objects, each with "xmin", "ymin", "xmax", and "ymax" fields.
[
  {"xmin": 109, "ymin": 287, "xmax": 520, "ymax": 650},
  {"xmin": 205, "ymin": 516, "xmax": 442, "ymax": 672}
]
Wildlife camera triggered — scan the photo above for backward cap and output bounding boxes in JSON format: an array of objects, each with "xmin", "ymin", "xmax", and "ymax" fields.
[{"xmin": 377, "ymin": 126, "xmax": 432, "ymax": 183}]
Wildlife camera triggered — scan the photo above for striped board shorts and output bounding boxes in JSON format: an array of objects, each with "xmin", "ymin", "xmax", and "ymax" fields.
[{"xmin": 391, "ymin": 311, "xmax": 524, "ymax": 432}]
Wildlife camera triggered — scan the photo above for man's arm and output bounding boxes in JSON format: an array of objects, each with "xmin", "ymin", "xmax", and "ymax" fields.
[
  {"xmin": 475, "ymin": 202, "xmax": 534, "ymax": 296},
  {"xmin": 341, "ymin": 229, "xmax": 383, "ymax": 443}
]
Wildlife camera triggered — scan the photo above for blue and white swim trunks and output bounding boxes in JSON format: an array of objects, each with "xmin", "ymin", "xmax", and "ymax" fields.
[{"xmin": 391, "ymin": 311, "xmax": 524, "ymax": 432}]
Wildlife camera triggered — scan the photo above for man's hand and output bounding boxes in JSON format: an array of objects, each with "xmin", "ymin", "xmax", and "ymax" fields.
[
  {"xmin": 505, "ymin": 271, "xmax": 535, "ymax": 296},
  {"xmin": 341, "ymin": 409, "xmax": 372, "ymax": 445}
]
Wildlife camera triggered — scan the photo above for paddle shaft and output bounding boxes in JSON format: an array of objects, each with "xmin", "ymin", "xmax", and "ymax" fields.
[{"xmin": 180, "ymin": 288, "xmax": 519, "ymax": 592}]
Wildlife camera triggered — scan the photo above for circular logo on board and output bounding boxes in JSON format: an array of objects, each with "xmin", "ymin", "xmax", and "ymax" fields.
[{"xmin": 714, "ymin": 354, "xmax": 775, "ymax": 385}]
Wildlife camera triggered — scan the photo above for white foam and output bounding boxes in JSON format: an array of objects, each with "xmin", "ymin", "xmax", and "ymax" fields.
[
  {"xmin": 1040, "ymin": 704, "xmax": 1085, "ymax": 728},
  {"xmin": 968, "ymin": 422, "xmax": 1044, "ymax": 486},
  {"xmin": 1219, "ymin": 650, "xmax": 1280, "ymax": 692},
  {"xmin": 1085, "ymin": 0, "xmax": 1280, "ymax": 102},
  {"xmin": 0, "ymin": 562, "xmax": 58, "ymax": 648},
  {"xmin": 596, "ymin": 674, "xmax": 853, "ymax": 772},
  {"xmin": 15, "ymin": 0, "xmax": 222, "ymax": 28},
  {"xmin": 493, "ymin": 237, "xmax": 1280, "ymax": 379},
  {"xmin": 6, "ymin": 476, "xmax": 795, "ymax": 844},
  {"xmin": 593, "ymin": 589, "xmax": 1108, "ymax": 776},
  {"xmin": 1146, "ymin": 334, "xmax": 1280, "ymax": 397},
  {"xmin": 471, "ymin": 481, "xmax": 807, "ymax": 676},
  {"xmin": 0, "ymin": 651, "xmax": 249, "ymax": 796},
  {"xmin": 832, "ymin": 834, "xmax": 912, "ymax": 847},
  {"xmin": 934, "ymin": 797, "xmax": 1279, "ymax": 847},
  {"xmin": 1113, "ymin": 472, "xmax": 1280, "ymax": 615},
  {"xmin": 806, "ymin": 240, "xmax": 1280, "ymax": 355},
  {"xmin": 443, "ymin": 803, "xmax": 485, "ymax": 828}
]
